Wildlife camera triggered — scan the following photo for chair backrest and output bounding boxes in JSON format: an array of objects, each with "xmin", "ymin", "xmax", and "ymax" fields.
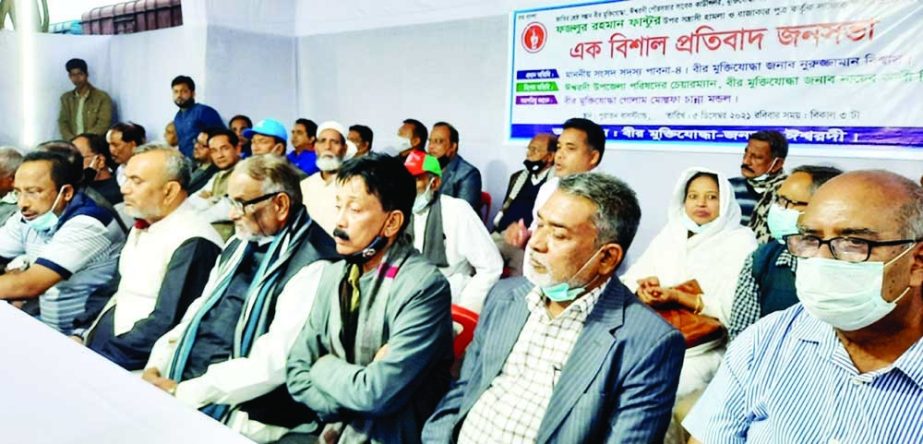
[
  {"xmin": 451, "ymin": 304, "xmax": 479, "ymax": 360},
  {"xmin": 479, "ymin": 191, "xmax": 492, "ymax": 224}
]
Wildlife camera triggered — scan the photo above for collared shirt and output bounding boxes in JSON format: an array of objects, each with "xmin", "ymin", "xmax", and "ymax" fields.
[
  {"xmin": 75, "ymin": 90, "xmax": 89, "ymax": 135},
  {"xmin": 0, "ymin": 194, "xmax": 124, "ymax": 334},
  {"xmin": 727, "ymin": 247, "xmax": 797, "ymax": 339},
  {"xmin": 684, "ymin": 305, "xmax": 923, "ymax": 444},
  {"xmin": 299, "ymin": 172, "xmax": 337, "ymax": 235},
  {"xmin": 174, "ymin": 102, "xmax": 225, "ymax": 158},
  {"xmin": 287, "ymin": 150, "xmax": 319, "ymax": 177},
  {"xmin": 458, "ymin": 281, "xmax": 608, "ymax": 443}
]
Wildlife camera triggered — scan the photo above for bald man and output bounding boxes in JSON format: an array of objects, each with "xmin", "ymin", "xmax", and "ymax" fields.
[{"xmin": 685, "ymin": 170, "xmax": 923, "ymax": 443}]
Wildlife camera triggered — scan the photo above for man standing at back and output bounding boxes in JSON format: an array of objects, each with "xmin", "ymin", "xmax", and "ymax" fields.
[
  {"xmin": 427, "ymin": 122, "xmax": 482, "ymax": 211},
  {"xmin": 58, "ymin": 58, "xmax": 112, "ymax": 140},
  {"xmin": 171, "ymin": 75, "xmax": 225, "ymax": 159}
]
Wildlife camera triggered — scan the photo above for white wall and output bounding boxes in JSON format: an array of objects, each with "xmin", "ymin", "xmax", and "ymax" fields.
[
  {"xmin": 108, "ymin": 25, "xmax": 207, "ymax": 143},
  {"xmin": 0, "ymin": 31, "xmax": 111, "ymax": 146},
  {"xmin": 206, "ymin": 26, "xmax": 298, "ymax": 130}
]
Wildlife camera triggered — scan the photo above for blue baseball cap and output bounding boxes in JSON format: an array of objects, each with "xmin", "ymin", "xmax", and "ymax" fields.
[{"xmin": 243, "ymin": 118, "xmax": 287, "ymax": 142}]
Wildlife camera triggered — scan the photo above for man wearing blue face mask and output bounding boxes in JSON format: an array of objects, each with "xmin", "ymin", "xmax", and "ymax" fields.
[
  {"xmin": 0, "ymin": 151, "xmax": 124, "ymax": 334},
  {"xmin": 727, "ymin": 165, "xmax": 842, "ymax": 340},
  {"xmin": 685, "ymin": 170, "xmax": 923, "ymax": 444},
  {"xmin": 424, "ymin": 172, "xmax": 685, "ymax": 443},
  {"xmin": 404, "ymin": 151, "xmax": 502, "ymax": 314}
]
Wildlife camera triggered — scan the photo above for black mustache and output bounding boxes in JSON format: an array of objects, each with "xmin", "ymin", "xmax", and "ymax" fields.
[
  {"xmin": 333, "ymin": 228, "xmax": 350, "ymax": 241},
  {"xmin": 740, "ymin": 164, "xmax": 753, "ymax": 172}
]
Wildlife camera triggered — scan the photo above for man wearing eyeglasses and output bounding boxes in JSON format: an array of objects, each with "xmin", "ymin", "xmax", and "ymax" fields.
[
  {"xmin": 685, "ymin": 170, "xmax": 923, "ymax": 443},
  {"xmin": 72, "ymin": 146, "xmax": 223, "ymax": 370},
  {"xmin": 188, "ymin": 128, "xmax": 244, "ymax": 241},
  {"xmin": 142, "ymin": 155, "xmax": 339, "ymax": 443},
  {"xmin": 727, "ymin": 165, "xmax": 842, "ymax": 340}
]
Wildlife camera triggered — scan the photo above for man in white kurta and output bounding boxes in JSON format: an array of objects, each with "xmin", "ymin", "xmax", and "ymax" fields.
[
  {"xmin": 404, "ymin": 151, "xmax": 502, "ymax": 313},
  {"xmin": 299, "ymin": 121, "xmax": 358, "ymax": 235},
  {"xmin": 74, "ymin": 146, "xmax": 224, "ymax": 371}
]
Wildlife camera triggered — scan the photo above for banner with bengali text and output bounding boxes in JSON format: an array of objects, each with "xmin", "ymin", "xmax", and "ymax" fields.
[{"xmin": 509, "ymin": 0, "xmax": 923, "ymax": 148}]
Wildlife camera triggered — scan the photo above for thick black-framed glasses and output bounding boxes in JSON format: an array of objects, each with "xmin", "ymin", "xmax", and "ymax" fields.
[
  {"xmin": 784, "ymin": 233, "xmax": 920, "ymax": 263},
  {"xmin": 225, "ymin": 192, "xmax": 279, "ymax": 214},
  {"xmin": 774, "ymin": 194, "xmax": 809, "ymax": 209}
]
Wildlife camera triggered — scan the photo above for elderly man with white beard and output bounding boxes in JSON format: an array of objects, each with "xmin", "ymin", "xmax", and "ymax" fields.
[{"xmin": 299, "ymin": 121, "xmax": 357, "ymax": 235}]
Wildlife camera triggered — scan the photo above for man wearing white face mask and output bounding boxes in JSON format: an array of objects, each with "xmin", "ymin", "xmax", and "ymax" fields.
[
  {"xmin": 299, "ymin": 121, "xmax": 357, "ymax": 235},
  {"xmin": 728, "ymin": 130, "xmax": 789, "ymax": 242},
  {"xmin": 403, "ymin": 151, "xmax": 502, "ymax": 313},
  {"xmin": 0, "ymin": 151, "xmax": 124, "ymax": 334},
  {"xmin": 424, "ymin": 172, "xmax": 685, "ymax": 443},
  {"xmin": 727, "ymin": 165, "xmax": 842, "ymax": 340},
  {"xmin": 685, "ymin": 170, "xmax": 923, "ymax": 444}
]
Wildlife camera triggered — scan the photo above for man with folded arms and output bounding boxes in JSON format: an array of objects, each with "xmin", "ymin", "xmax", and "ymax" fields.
[{"xmin": 142, "ymin": 155, "xmax": 338, "ymax": 442}]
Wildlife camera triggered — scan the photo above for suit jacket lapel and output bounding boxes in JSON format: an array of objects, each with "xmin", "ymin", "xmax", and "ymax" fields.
[
  {"xmin": 536, "ymin": 280, "xmax": 627, "ymax": 444},
  {"xmin": 475, "ymin": 283, "xmax": 532, "ymax": 401}
]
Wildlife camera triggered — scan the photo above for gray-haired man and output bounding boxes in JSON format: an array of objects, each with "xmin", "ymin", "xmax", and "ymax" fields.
[
  {"xmin": 0, "ymin": 146, "xmax": 23, "ymax": 225},
  {"xmin": 424, "ymin": 172, "xmax": 685, "ymax": 443},
  {"xmin": 73, "ymin": 145, "xmax": 224, "ymax": 370},
  {"xmin": 142, "ymin": 154, "xmax": 339, "ymax": 443}
]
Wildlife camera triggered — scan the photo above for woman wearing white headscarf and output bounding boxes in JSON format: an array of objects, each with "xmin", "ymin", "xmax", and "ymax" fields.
[{"xmin": 620, "ymin": 167, "xmax": 757, "ymax": 398}]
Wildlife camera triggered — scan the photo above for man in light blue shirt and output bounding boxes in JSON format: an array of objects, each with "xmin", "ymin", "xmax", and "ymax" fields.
[
  {"xmin": 0, "ymin": 150, "xmax": 124, "ymax": 334},
  {"xmin": 685, "ymin": 170, "xmax": 923, "ymax": 444}
]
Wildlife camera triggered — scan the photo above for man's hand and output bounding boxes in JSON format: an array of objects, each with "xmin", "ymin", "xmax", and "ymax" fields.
[
  {"xmin": 374, "ymin": 343, "xmax": 390, "ymax": 362},
  {"xmin": 142, "ymin": 368, "xmax": 178, "ymax": 394},
  {"xmin": 503, "ymin": 219, "xmax": 531, "ymax": 249}
]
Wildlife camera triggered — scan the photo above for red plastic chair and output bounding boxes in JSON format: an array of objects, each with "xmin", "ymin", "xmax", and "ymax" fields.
[
  {"xmin": 479, "ymin": 191, "xmax": 492, "ymax": 224},
  {"xmin": 451, "ymin": 304, "xmax": 479, "ymax": 360}
]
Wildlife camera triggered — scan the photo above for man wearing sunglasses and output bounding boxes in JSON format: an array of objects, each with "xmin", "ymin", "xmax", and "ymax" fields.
[
  {"xmin": 142, "ymin": 155, "xmax": 339, "ymax": 443},
  {"xmin": 727, "ymin": 165, "xmax": 842, "ymax": 340},
  {"xmin": 685, "ymin": 170, "xmax": 923, "ymax": 443}
]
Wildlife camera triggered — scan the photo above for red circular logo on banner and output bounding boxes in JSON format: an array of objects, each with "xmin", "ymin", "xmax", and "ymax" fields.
[{"xmin": 521, "ymin": 22, "xmax": 547, "ymax": 53}]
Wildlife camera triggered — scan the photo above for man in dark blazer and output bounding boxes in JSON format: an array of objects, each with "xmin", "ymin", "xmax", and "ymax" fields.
[
  {"xmin": 423, "ymin": 172, "xmax": 685, "ymax": 443},
  {"xmin": 427, "ymin": 122, "xmax": 482, "ymax": 211}
]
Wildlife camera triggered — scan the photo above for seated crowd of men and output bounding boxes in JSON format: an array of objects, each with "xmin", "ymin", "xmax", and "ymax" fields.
[{"xmin": 0, "ymin": 61, "xmax": 918, "ymax": 443}]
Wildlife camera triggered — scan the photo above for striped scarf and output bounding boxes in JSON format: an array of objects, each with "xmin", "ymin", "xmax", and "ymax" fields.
[
  {"xmin": 748, "ymin": 172, "xmax": 787, "ymax": 243},
  {"xmin": 165, "ymin": 207, "xmax": 313, "ymax": 421}
]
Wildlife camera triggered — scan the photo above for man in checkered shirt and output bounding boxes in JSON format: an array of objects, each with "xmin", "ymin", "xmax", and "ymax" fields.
[{"xmin": 423, "ymin": 172, "xmax": 685, "ymax": 443}]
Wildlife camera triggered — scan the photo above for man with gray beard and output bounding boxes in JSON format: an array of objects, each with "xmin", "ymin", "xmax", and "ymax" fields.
[{"xmin": 299, "ymin": 121, "xmax": 357, "ymax": 235}]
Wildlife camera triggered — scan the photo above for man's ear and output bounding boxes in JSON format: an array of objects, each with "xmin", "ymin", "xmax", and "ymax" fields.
[
  {"xmin": 909, "ymin": 242, "xmax": 923, "ymax": 288},
  {"xmin": 771, "ymin": 157, "xmax": 786, "ymax": 173},
  {"xmin": 597, "ymin": 242, "xmax": 624, "ymax": 276},
  {"xmin": 382, "ymin": 210, "xmax": 404, "ymax": 238}
]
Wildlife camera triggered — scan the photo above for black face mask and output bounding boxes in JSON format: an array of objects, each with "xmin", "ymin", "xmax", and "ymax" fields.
[
  {"xmin": 523, "ymin": 159, "xmax": 545, "ymax": 173},
  {"xmin": 82, "ymin": 167, "xmax": 98, "ymax": 183},
  {"xmin": 437, "ymin": 156, "xmax": 451, "ymax": 169},
  {"xmin": 334, "ymin": 226, "xmax": 390, "ymax": 265}
]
